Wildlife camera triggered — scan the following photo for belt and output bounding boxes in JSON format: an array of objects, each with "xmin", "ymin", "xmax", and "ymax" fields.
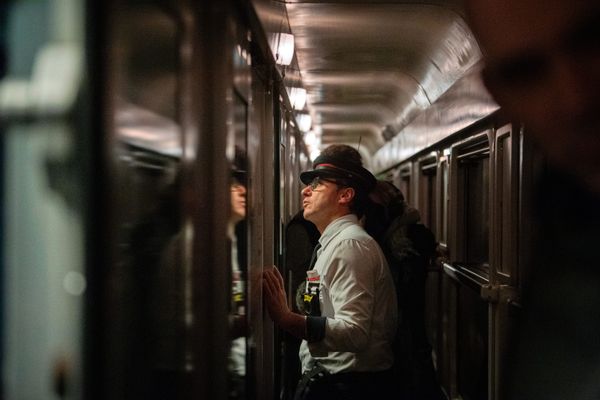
[
  {"xmin": 327, "ymin": 368, "xmax": 393, "ymax": 384},
  {"xmin": 294, "ymin": 365, "xmax": 393, "ymax": 400}
]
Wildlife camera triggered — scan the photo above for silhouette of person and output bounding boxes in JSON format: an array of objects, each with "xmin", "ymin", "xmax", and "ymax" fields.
[{"xmin": 464, "ymin": 2, "xmax": 600, "ymax": 398}]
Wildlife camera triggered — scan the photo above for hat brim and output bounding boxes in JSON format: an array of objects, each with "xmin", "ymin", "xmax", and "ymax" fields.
[
  {"xmin": 299, "ymin": 169, "xmax": 348, "ymax": 185},
  {"xmin": 300, "ymin": 155, "xmax": 377, "ymax": 193},
  {"xmin": 300, "ymin": 169, "xmax": 376, "ymax": 194}
]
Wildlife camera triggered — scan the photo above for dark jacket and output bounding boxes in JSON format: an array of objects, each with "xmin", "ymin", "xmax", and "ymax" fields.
[{"xmin": 375, "ymin": 205, "xmax": 444, "ymax": 400}]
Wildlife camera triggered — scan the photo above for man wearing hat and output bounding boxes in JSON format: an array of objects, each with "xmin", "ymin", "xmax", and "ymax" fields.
[{"xmin": 263, "ymin": 145, "xmax": 398, "ymax": 400}]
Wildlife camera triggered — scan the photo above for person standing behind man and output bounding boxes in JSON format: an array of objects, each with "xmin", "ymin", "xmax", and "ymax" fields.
[
  {"xmin": 464, "ymin": 1, "xmax": 600, "ymax": 399},
  {"xmin": 365, "ymin": 181, "xmax": 444, "ymax": 400},
  {"xmin": 263, "ymin": 145, "xmax": 398, "ymax": 400}
]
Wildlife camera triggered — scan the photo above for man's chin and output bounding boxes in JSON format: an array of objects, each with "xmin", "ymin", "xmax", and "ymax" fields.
[{"xmin": 303, "ymin": 209, "xmax": 314, "ymax": 222}]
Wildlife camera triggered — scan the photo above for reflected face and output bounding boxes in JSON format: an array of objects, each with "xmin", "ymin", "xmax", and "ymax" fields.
[
  {"xmin": 231, "ymin": 181, "xmax": 246, "ymax": 223},
  {"xmin": 467, "ymin": 0, "xmax": 600, "ymax": 189},
  {"xmin": 302, "ymin": 177, "xmax": 345, "ymax": 231}
]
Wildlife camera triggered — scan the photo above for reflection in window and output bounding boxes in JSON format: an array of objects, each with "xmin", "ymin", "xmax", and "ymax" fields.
[
  {"xmin": 117, "ymin": 5, "xmax": 178, "ymax": 120},
  {"xmin": 227, "ymin": 92, "xmax": 248, "ymax": 400},
  {"xmin": 109, "ymin": 3, "xmax": 185, "ymax": 398}
]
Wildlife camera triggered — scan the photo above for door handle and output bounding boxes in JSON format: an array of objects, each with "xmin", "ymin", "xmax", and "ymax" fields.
[{"xmin": 481, "ymin": 284, "xmax": 521, "ymax": 307}]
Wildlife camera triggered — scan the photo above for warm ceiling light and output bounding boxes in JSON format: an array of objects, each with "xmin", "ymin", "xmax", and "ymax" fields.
[
  {"xmin": 304, "ymin": 131, "xmax": 318, "ymax": 147},
  {"xmin": 270, "ymin": 33, "xmax": 294, "ymax": 66},
  {"xmin": 297, "ymin": 113, "xmax": 312, "ymax": 132},
  {"xmin": 288, "ymin": 87, "xmax": 307, "ymax": 110}
]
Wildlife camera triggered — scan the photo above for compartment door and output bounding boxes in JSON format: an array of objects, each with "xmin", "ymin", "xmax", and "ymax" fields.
[{"xmin": 484, "ymin": 123, "xmax": 522, "ymax": 400}]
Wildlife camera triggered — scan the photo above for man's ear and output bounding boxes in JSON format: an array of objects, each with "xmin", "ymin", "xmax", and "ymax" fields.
[{"xmin": 338, "ymin": 187, "xmax": 355, "ymax": 206}]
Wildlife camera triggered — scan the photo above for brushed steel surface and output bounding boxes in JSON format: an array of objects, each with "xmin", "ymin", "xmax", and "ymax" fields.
[{"xmin": 254, "ymin": 1, "xmax": 494, "ymax": 168}]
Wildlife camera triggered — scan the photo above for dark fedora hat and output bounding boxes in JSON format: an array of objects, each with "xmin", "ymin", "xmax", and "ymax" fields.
[
  {"xmin": 231, "ymin": 145, "xmax": 247, "ymax": 185},
  {"xmin": 300, "ymin": 154, "xmax": 377, "ymax": 194}
]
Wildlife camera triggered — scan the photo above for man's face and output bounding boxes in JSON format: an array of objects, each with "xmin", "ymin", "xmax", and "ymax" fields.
[
  {"xmin": 467, "ymin": 0, "xmax": 600, "ymax": 189},
  {"xmin": 302, "ymin": 177, "xmax": 346, "ymax": 230}
]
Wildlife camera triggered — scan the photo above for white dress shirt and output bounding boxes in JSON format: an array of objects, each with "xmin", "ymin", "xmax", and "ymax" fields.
[{"xmin": 299, "ymin": 214, "xmax": 398, "ymax": 374}]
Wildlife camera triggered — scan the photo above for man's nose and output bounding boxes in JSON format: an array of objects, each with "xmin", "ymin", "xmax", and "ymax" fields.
[{"xmin": 302, "ymin": 186, "xmax": 311, "ymax": 196}]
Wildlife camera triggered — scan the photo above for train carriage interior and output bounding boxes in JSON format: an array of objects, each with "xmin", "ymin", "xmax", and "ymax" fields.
[{"xmin": 0, "ymin": 0, "xmax": 598, "ymax": 399}]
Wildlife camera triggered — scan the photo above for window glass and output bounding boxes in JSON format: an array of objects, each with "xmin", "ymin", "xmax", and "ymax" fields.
[
  {"xmin": 227, "ymin": 91, "xmax": 249, "ymax": 399},
  {"xmin": 497, "ymin": 133, "xmax": 513, "ymax": 276},
  {"xmin": 398, "ymin": 166, "xmax": 411, "ymax": 203},
  {"xmin": 110, "ymin": 4, "xmax": 185, "ymax": 397},
  {"xmin": 440, "ymin": 158, "xmax": 449, "ymax": 245},
  {"xmin": 419, "ymin": 159, "xmax": 437, "ymax": 234},
  {"xmin": 456, "ymin": 143, "xmax": 490, "ymax": 270}
]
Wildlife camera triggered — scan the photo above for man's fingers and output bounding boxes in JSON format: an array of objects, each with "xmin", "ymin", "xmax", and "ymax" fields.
[
  {"xmin": 264, "ymin": 267, "xmax": 283, "ymax": 290},
  {"xmin": 274, "ymin": 267, "xmax": 285, "ymax": 287}
]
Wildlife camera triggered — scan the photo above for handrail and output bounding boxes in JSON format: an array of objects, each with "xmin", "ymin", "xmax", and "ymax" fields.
[{"xmin": 442, "ymin": 261, "xmax": 489, "ymax": 291}]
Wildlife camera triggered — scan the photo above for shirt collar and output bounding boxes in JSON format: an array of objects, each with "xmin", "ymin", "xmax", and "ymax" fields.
[{"xmin": 318, "ymin": 214, "xmax": 359, "ymax": 251}]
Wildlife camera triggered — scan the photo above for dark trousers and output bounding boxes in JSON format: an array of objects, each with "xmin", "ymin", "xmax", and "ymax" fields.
[{"xmin": 294, "ymin": 368, "xmax": 394, "ymax": 400}]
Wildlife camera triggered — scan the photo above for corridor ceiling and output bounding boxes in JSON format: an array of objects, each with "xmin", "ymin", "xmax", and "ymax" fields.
[{"xmin": 256, "ymin": 0, "xmax": 483, "ymax": 165}]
